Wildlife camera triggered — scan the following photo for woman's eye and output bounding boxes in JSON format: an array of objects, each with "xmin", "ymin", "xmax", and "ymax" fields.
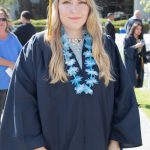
[{"xmin": 79, "ymin": 1, "xmax": 87, "ymax": 4}]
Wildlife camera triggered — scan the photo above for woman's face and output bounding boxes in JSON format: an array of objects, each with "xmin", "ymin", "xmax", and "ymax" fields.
[
  {"xmin": 58, "ymin": 0, "xmax": 89, "ymax": 31},
  {"xmin": 0, "ymin": 11, "xmax": 7, "ymax": 32},
  {"xmin": 134, "ymin": 25, "xmax": 142, "ymax": 37}
]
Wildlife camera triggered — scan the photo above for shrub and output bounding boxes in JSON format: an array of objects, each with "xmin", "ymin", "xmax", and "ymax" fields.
[
  {"xmin": 12, "ymin": 19, "xmax": 149, "ymax": 33},
  {"xmin": 143, "ymin": 23, "xmax": 150, "ymax": 33}
]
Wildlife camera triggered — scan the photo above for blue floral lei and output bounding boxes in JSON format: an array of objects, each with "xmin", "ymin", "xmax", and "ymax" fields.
[{"xmin": 61, "ymin": 29, "xmax": 99, "ymax": 95}]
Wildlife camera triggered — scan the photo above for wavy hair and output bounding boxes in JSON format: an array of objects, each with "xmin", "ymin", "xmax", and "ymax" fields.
[
  {"xmin": 0, "ymin": 7, "xmax": 11, "ymax": 32},
  {"xmin": 45, "ymin": 0, "xmax": 113, "ymax": 86},
  {"xmin": 128, "ymin": 22, "xmax": 143, "ymax": 39}
]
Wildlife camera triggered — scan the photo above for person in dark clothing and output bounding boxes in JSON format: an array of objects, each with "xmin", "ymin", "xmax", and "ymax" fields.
[
  {"xmin": 13, "ymin": 10, "xmax": 36, "ymax": 45},
  {"xmin": 0, "ymin": 0, "xmax": 142, "ymax": 150},
  {"xmin": 105, "ymin": 13, "xmax": 116, "ymax": 41},
  {"xmin": 125, "ymin": 10, "xmax": 142, "ymax": 34},
  {"xmin": 124, "ymin": 22, "xmax": 145, "ymax": 87}
]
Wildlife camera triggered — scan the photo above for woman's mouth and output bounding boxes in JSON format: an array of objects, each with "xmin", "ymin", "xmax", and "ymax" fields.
[{"xmin": 69, "ymin": 17, "xmax": 81, "ymax": 20}]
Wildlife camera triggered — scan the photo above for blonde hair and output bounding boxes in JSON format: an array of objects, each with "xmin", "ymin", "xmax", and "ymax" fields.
[
  {"xmin": 0, "ymin": 7, "xmax": 11, "ymax": 32},
  {"xmin": 45, "ymin": 0, "xmax": 113, "ymax": 86}
]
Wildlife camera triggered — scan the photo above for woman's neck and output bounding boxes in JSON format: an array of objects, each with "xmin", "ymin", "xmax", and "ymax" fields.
[
  {"xmin": 0, "ymin": 30, "xmax": 8, "ymax": 39},
  {"xmin": 64, "ymin": 28, "xmax": 83, "ymax": 39},
  {"xmin": 134, "ymin": 33, "xmax": 139, "ymax": 39}
]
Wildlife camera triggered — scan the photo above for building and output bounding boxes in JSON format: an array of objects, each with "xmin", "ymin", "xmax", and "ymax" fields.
[
  {"xmin": 10, "ymin": 0, "xmax": 48, "ymax": 19},
  {"xmin": 97, "ymin": 0, "xmax": 134, "ymax": 19},
  {"xmin": 134, "ymin": 0, "xmax": 150, "ymax": 19}
]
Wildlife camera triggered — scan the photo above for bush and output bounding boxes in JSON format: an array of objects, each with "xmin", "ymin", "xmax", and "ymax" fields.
[
  {"xmin": 143, "ymin": 23, "xmax": 150, "ymax": 33},
  {"xmin": 113, "ymin": 20, "xmax": 127, "ymax": 27},
  {"xmin": 34, "ymin": 25, "xmax": 46, "ymax": 32},
  {"xmin": 31, "ymin": 19, "xmax": 47, "ymax": 26},
  {"xmin": 13, "ymin": 19, "xmax": 47, "ymax": 32},
  {"xmin": 13, "ymin": 20, "xmax": 22, "ymax": 25},
  {"xmin": 13, "ymin": 19, "xmax": 149, "ymax": 33}
]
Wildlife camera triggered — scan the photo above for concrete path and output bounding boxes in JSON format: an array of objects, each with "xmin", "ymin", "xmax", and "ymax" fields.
[{"xmin": 126, "ymin": 109, "xmax": 150, "ymax": 150}]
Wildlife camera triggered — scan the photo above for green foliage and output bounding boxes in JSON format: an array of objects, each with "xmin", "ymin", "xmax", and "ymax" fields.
[
  {"xmin": 13, "ymin": 19, "xmax": 47, "ymax": 32},
  {"xmin": 12, "ymin": 19, "xmax": 149, "ymax": 33},
  {"xmin": 143, "ymin": 23, "xmax": 150, "ymax": 33},
  {"xmin": 135, "ymin": 88, "xmax": 150, "ymax": 119},
  {"xmin": 0, "ymin": 0, "xmax": 16, "ymax": 6},
  {"xmin": 140, "ymin": 0, "xmax": 150, "ymax": 13},
  {"xmin": 31, "ymin": 19, "xmax": 47, "ymax": 26}
]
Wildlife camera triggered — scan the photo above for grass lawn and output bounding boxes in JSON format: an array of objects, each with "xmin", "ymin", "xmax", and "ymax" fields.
[{"xmin": 135, "ymin": 88, "xmax": 150, "ymax": 119}]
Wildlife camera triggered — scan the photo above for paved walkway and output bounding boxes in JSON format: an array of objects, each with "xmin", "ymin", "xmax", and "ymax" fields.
[{"xmin": 126, "ymin": 109, "xmax": 150, "ymax": 150}]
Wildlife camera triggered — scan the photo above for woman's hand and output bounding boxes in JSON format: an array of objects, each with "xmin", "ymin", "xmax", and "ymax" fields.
[
  {"xmin": 34, "ymin": 147, "xmax": 47, "ymax": 150},
  {"xmin": 135, "ymin": 42, "xmax": 144, "ymax": 49},
  {"xmin": 108, "ymin": 140, "xmax": 120, "ymax": 150},
  {"xmin": 9, "ymin": 62, "xmax": 15, "ymax": 69}
]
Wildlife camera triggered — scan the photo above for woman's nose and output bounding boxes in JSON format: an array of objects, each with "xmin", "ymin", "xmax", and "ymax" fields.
[{"xmin": 70, "ymin": 4, "xmax": 80, "ymax": 13}]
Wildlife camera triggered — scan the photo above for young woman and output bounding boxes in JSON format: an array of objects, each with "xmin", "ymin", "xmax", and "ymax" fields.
[
  {"xmin": 0, "ymin": 0, "xmax": 142, "ymax": 150},
  {"xmin": 124, "ymin": 22, "xmax": 145, "ymax": 87},
  {"xmin": 0, "ymin": 8, "xmax": 22, "ymax": 119}
]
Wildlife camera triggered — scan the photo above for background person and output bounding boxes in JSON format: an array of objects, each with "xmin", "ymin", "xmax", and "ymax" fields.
[
  {"xmin": 0, "ymin": 8, "xmax": 22, "ymax": 119},
  {"xmin": 124, "ymin": 22, "xmax": 145, "ymax": 87},
  {"xmin": 125, "ymin": 10, "xmax": 142, "ymax": 34},
  {"xmin": 13, "ymin": 10, "xmax": 36, "ymax": 46},
  {"xmin": 105, "ymin": 13, "xmax": 116, "ymax": 41}
]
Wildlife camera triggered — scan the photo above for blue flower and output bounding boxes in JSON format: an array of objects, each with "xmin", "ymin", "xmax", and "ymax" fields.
[
  {"xmin": 85, "ymin": 58, "xmax": 96, "ymax": 67},
  {"xmin": 86, "ymin": 77, "xmax": 98, "ymax": 87},
  {"xmin": 83, "ymin": 51, "xmax": 92, "ymax": 58},
  {"xmin": 84, "ymin": 44, "xmax": 92, "ymax": 50},
  {"xmin": 63, "ymin": 50, "xmax": 72, "ymax": 59},
  {"xmin": 63, "ymin": 42, "xmax": 70, "ymax": 50},
  {"xmin": 85, "ymin": 69, "xmax": 98, "ymax": 76},
  {"xmin": 65, "ymin": 59, "xmax": 76, "ymax": 66},
  {"xmin": 84, "ymin": 84, "xmax": 93, "ymax": 95},
  {"xmin": 71, "ymin": 76, "xmax": 82, "ymax": 86},
  {"xmin": 75, "ymin": 84, "xmax": 85, "ymax": 94},
  {"xmin": 85, "ymin": 35, "xmax": 92, "ymax": 45},
  {"xmin": 61, "ymin": 35, "xmax": 68, "ymax": 44},
  {"xmin": 67, "ymin": 66, "xmax": 79, "ymax": 76}
]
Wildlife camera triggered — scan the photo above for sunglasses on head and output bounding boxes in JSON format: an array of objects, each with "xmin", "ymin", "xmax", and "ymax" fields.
[{"xmin": 0, "ymin": 18, "xmax": 7, "ymax": 22}]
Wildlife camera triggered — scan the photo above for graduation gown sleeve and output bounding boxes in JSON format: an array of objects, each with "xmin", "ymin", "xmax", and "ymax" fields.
[
  {"xmin": 104, "ymin": 36, "xmax": 142, "ymax": 148},
  {"xmin": 124, "ymin": 36, "xmax": 137, "ymax": 60},
  {"xmin": 0, "ymin": 34, "xmax": 46, "ymax": 150},
  {"xmin": 105, "ymin": 22, "xmax": 116, "ymax": 41}
]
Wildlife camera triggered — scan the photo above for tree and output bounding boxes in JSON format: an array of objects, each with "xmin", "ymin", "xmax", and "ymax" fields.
[
  {"xmin": 140, "ymin": 0, "xmax": 150, "ymax": 13},
  {"xmin": 0, "ymin": 0, "xmax": 16, "ymax": 6},
  {"xmin": 18, "ymin": 0, "xmax": 31, "ymax": 12}
]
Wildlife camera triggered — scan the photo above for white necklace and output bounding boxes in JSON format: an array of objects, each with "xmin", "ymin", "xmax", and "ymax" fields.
[{"xmin": 68, "ymin": 38, "xmax": 84, "ymax": 51}]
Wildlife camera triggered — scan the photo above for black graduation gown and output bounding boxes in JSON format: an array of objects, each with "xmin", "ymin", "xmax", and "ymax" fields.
[
  {"xmin": 105, "ymin": 21, "xmax": 116, "ymax": 41},
  {"xmin": 124, "ymin": 35, "xmax": 144, "ymax": 87},
  {"xmin": 0, "ymin": 32, "xmax": 142, "ymax": 150},
  {"xmin": 13, "ymin": 23, "xmax": 36, "ymax": 46}
]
